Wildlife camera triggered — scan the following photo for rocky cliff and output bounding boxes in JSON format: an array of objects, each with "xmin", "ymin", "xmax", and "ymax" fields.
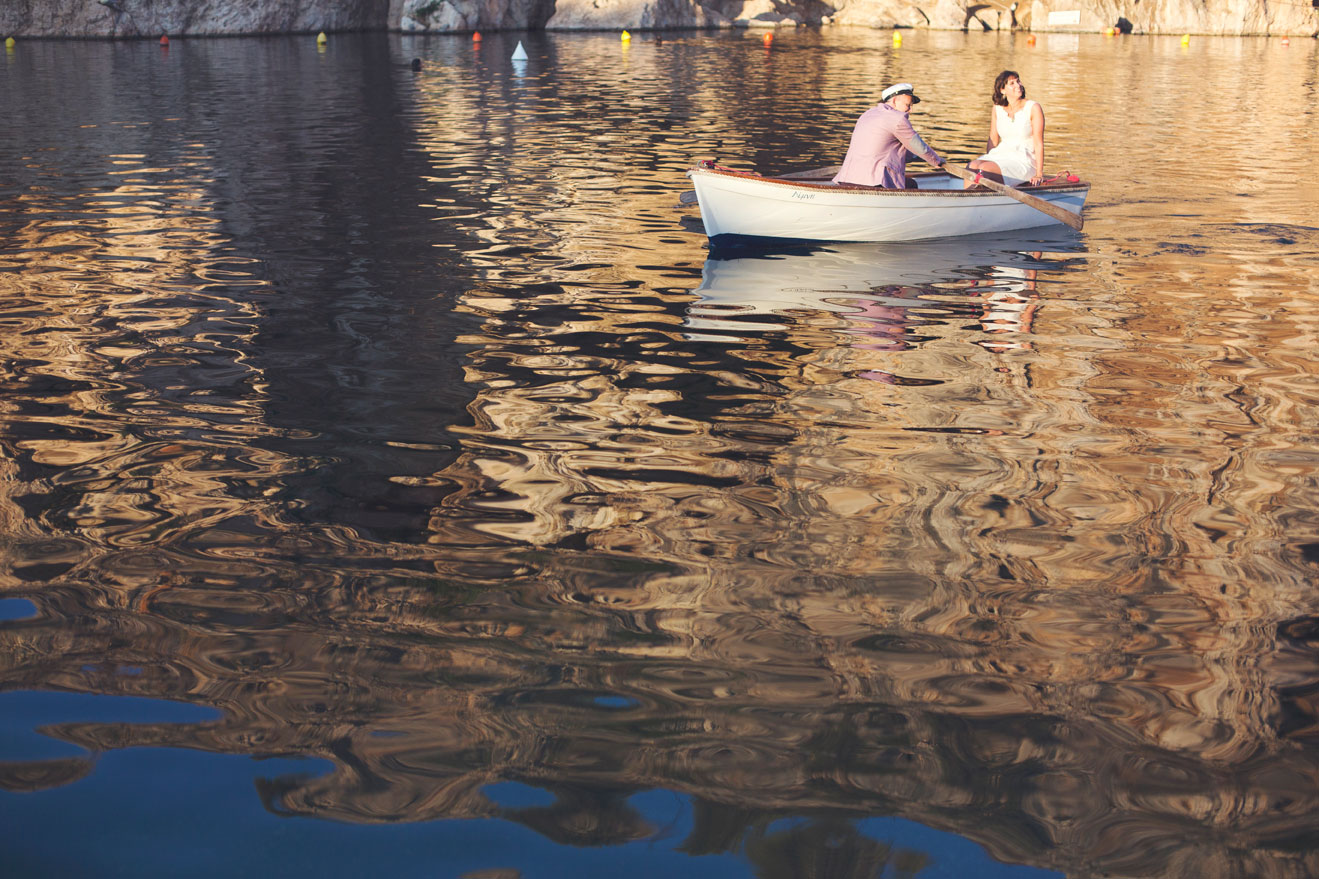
[
  {"xmin": 1, "ymin": 0, "xmax": 1315, "ymax": 40},
  {"xmin": 1, "ymin": 0, "xmax": 388, "ymax": 38}
]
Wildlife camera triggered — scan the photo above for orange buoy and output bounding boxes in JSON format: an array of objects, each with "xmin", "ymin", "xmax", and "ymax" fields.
[
  {"xmin": 763, "ymin": 32, "xmax": 772, "ymax": 45},
  {"xmin": 473, "ymin": 31, "xmax": 481, "ymax": 41},
  {"xmin": 159, "ymin": 34, "xmax": 169, "ymax": 46},
  {"xmin": 1027, "ymin": 34, "xmax": 1036, "ymax": 45}
]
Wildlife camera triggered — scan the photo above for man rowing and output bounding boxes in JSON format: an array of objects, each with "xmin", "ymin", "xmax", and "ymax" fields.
[{"xmin": 833, "ymin": 82, "xmax": 945, "ymax": 190}]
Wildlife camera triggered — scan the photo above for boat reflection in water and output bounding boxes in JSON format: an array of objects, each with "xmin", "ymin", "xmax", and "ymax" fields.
[{"xmin": 688, "ymin": 230, "xmax": 1080, "ymax": 380}]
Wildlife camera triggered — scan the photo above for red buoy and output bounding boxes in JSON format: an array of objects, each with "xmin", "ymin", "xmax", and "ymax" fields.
[{"xmin": 160, "ymin": 34, "xmax": 169, "ymax": 46}]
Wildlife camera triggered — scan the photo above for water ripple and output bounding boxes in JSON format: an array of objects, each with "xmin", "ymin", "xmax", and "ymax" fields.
[{"xmin": 2, "ymin": 30, "xmax": 1319, "ymax": 879}]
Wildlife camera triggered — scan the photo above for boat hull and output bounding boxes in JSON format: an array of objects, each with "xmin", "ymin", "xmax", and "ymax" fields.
[{"xmin": 688, "ymin": 167, "xmax": 1090, "ymax": 244}]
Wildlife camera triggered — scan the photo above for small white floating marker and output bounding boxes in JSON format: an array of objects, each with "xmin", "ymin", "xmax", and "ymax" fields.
[{"xmin": 511, "ymin": 41, "xmax": 528, "ymax": 60}]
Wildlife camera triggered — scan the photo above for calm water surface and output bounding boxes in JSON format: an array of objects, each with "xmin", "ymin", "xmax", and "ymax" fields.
[{"xmin": 2, "ymin": 29, "xmax": 1318, "ymax": 879}]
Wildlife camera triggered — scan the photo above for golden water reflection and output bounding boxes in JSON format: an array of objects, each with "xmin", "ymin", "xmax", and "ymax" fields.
[
  {"xmin": 10, "ymin": 228, "xmax": 1317, "ymax": 875},
  {"xmin": 2, "ymin": 31, "xmax": 1319, "ymax": 879}
]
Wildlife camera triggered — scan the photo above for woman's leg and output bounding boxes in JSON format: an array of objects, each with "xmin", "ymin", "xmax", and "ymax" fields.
[{"xmin": 964, "ymin": 159, "xmax": 1004, "ymax": 188}]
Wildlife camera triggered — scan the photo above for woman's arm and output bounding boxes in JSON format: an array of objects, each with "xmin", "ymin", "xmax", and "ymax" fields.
[
  {"xmin": 986, "ymin": 108, "xmax": 1000, "ymax": 152},
  {"xmin": 1030, "ymin": 103, "xmax": 1045, "ymax": 184}
]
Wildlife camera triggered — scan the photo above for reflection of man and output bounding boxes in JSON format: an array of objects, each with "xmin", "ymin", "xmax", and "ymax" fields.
[
  {"xmin": 833, "ymin": 83, "xmax": 945, "ymax": 190},
  {"xmin": 848, "ymin": 288, "xmax": 913, "ymax": 384}
]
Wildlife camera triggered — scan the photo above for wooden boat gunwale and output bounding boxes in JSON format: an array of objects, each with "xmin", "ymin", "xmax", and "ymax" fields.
[{"xmin": 690, "ymin": 164, "xmax": 1092, "ymax": 199}]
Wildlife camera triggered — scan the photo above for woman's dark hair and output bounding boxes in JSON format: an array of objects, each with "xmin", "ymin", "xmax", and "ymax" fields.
[{"xmin": 993, "ymin": 70, "xmax": 1025, "ymax": 106}]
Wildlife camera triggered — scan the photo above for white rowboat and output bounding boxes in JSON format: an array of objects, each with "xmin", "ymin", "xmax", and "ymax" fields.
[{"xmin": 687, "ymin": 163, "xmax": 1090, "ymax": 245}]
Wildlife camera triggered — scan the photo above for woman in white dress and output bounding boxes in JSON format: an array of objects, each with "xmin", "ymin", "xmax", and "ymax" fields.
[{"xmin": 965, "ymin": 70, "xmax": 1045, "ymax": 188}]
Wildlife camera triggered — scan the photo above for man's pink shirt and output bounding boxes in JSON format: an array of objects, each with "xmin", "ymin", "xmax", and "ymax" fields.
[{"xmin": 833, "ymin": 104, "xmax": 943, "ymax": 188}]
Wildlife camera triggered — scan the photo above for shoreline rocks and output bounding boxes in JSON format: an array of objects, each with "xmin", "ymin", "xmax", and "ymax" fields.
[{"xmin": 2, "ymin": 0, "xmax": 1315, "ymax": 37}]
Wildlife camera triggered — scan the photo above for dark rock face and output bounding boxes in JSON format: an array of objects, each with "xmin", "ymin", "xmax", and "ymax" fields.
[
  {"xmin": 1, "ymin": 0, "xmax": 389, "ymax": 37},
  {"xmin": 395, "ymin": 0, "xmax": 558, "ymax": 31}
]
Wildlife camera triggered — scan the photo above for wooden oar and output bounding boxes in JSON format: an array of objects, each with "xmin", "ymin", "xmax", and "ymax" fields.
[
  {"xmin": 677, "ymin": 164, "xmax": 842, "ymax": 206},
  {"xmin": 941, "ymin": 161, "xmax": 1083, "ymax": 231}
]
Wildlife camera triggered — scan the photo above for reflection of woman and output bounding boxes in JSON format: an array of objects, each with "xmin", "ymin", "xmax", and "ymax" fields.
[
  {"xmin": 977, "ymin": 265, "xmax": 1040, "ymax": 353},
  {"xmin": 966, "ymin": 70, "xmax": 1045, "ymax": 187}
]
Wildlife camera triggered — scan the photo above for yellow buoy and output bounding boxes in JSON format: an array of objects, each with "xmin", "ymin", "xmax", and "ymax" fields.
[
  {"xmin": 317, "ymin": 31, "xmax": 328, "ymax": 44},
  {"xmin": 892, "ymin": 31, "xmax": 902, "ymax": 44},
  {"xmin": 4, "ymin": 36, "xmax": 14, "ymax": 48},
  {"xmin": 621, "ymin": 30, "xmax": 631, "ymax": 42},
  {"xmin": 1180, "ymin": 33, "xmax": 1190, "ymax": 45}
]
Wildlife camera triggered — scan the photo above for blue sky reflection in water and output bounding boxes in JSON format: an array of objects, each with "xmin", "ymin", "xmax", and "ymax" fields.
[
  {"xmin": 1, "ymin": 735, "xmax": 1057, "ymax": 878},
  {"xmin": 0, "ymin": 28, "xmax": 1317, "ymax": 879}
]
